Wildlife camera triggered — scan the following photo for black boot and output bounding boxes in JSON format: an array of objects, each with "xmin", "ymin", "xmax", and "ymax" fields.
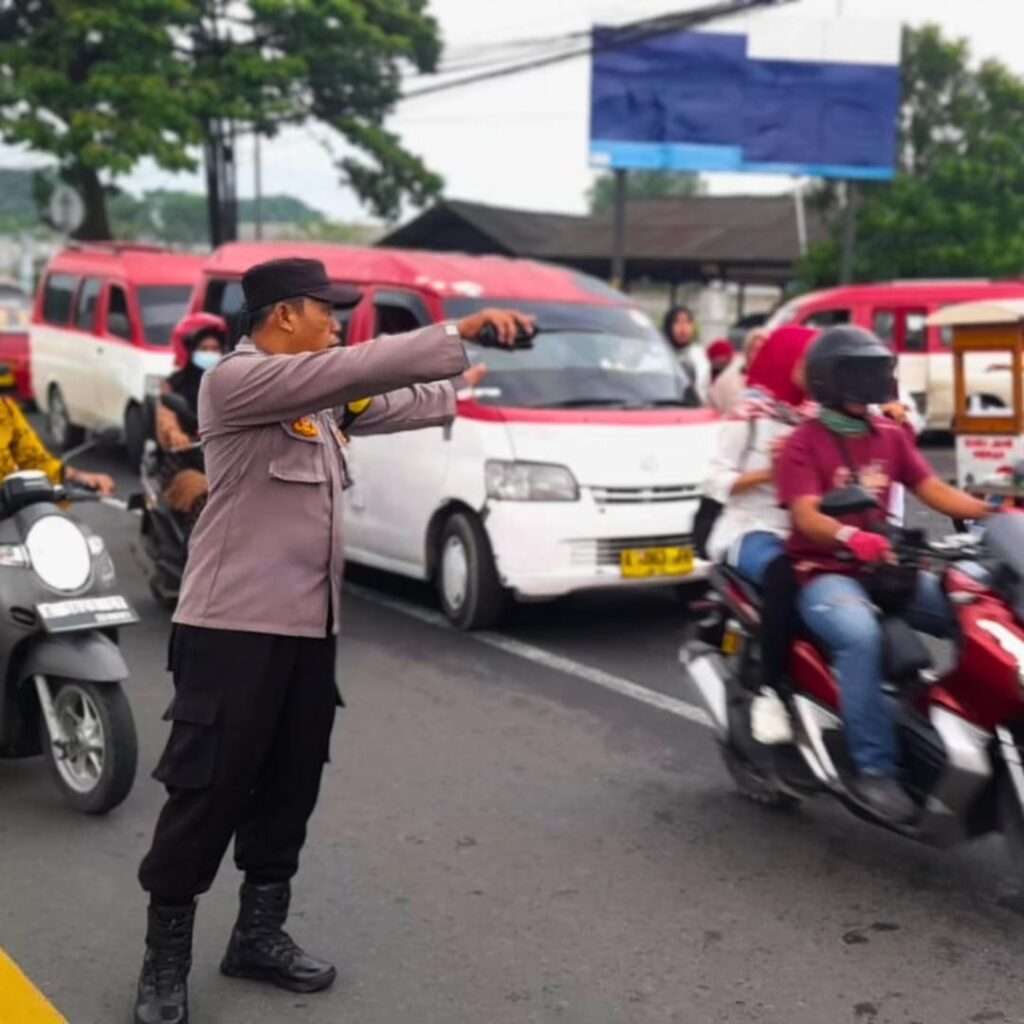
[
  {"xmin": 134, "ymin": 901, "xmax": 195, "ymax": 1024},
  {"xmin": 221, "ymin": 881, "xmax": 336, "ymax": 993}
]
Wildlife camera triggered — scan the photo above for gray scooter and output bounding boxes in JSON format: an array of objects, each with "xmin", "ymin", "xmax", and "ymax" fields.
[{"xmin": 0, "ymin": 431, "xmax": 139, "ymax": 813}]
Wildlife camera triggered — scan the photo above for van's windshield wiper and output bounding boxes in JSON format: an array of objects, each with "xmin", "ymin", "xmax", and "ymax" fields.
[
  {"xmin": 529, "ymin": 397, "xmax": 632, "ymax": 409},
  {"xmin": 632, "ymin": 398, "xmax": 694, "ymax": 408}
]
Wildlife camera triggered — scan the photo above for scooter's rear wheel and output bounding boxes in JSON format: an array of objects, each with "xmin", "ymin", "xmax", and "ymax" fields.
[
  {"xmin": 721, "ymin": 744, "xmax": 800, "ymax": 810},
  {"xmin": 39, "ymin": 679, "xmax": 137, "ymax": 815}
]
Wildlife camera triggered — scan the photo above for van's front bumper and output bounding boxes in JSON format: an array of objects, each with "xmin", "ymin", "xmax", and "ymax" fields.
[{"xmin": 483, "ymin": 498, "xmax": 710, "ymax": 599}]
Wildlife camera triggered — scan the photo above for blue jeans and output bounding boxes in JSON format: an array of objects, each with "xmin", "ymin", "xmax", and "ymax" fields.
[
  {"xmin": 734, "ymin": 531, "xmax": 785, "ymax": 586},
  {"xmin": 798, "ymin": 572, "xmax": 952, "ymax": 776}
]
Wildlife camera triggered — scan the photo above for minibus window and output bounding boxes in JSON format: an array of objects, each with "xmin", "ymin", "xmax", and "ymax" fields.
[
  {"xmin": 107, "ymin": 285, "xmax": 134, "ymax": 341},
  {"xmin": 41, "ymin": 274, "xmax": 77, "ymax": 324},
  {"xmin": 139, "ymin": 285, "xmax": 192, "ymax": 345},
  {"xmin": 75, "ymin": 278, "xmax": 102, "ymax": 332},
  {"xmin": 803, "ymin": 308, "xmax": 850, "ymax": 328}
]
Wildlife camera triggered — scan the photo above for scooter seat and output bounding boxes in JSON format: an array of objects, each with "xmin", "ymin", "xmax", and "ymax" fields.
[{"xmin": 880, "ymin": 617, "xmax": 932, "ymax": 681}]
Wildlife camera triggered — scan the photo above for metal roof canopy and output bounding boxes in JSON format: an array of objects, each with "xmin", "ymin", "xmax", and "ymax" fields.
[{"xmin": 379, "ymin": 196, "xmax": 825, "ymax": 287}]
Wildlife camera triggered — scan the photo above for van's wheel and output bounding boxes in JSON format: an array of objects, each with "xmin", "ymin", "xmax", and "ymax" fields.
[
  {"xmin": 124, "ymin": 403, "xmax": 145, "ymax": 467},
  {"xmin": 39, "ymin": 679, "xmax": 137, "ymax": 815},
  {"xmin": 46, "ymin": 385, "xmax": 83, "ymax": 452},
  {"xmin": 436, "ymin": 511, "xmax": 505, "ymax": 630},
  {"xmin": 721, "ymin": 744, "xmax": 799, "ymax": 810}
]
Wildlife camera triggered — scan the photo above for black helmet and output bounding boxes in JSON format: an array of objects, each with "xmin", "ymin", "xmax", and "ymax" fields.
[{"xmin": 804, "ymin": 325, "xmax": 896, "ymax": 408}]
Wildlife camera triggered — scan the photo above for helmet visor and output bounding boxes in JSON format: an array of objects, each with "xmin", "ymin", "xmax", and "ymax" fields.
[{"xmin": 836, "ymin": 354, "xmax": 897, "ymax": 405}]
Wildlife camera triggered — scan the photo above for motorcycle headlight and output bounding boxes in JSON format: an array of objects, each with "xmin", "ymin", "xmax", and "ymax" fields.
[
  {"xmin": 485, "ymin": 460, "xmax": 579, "ymax": 502},
  {"xmin": 144, "ymin": 374, "xmax": 165, "ymax": 397},
  {"xmin": 25, "ymin": 516, "xmax": 91, "ymax": 592}
]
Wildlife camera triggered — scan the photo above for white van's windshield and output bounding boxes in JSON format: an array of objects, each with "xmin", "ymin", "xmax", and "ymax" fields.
[{"xmin": 444, "ymin": 299, "xmax": 693, "ymax": 409}]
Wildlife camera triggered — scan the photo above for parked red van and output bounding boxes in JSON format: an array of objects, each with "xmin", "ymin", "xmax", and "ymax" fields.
[
  {"xmin": 0, "ymin": 279, "xmax": 32, "ymax": 403},
  {"xmin": 30, "ymin": 243, "xmax": 204, "ymax": 461},
  {"xmin": 766, "ymin": 280, "xmax": 1024, "ymax": 429}
]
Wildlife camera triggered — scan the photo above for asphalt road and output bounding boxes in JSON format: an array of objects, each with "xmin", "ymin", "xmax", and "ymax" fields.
[{"xmin": 6, "ymin": 440, "xmax": 1024, "ymax": 1024}]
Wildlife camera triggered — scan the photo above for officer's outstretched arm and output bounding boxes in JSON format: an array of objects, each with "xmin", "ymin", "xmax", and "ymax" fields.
[
  {"xmin": 211, "ymin": 324, "xmax": 467, "ymax": 429},
  {"xmin": 342, "ymin": 381, "xmax": 458, "ymax": 437}
]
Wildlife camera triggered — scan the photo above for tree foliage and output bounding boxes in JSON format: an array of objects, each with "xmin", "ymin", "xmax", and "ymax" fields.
[
  {"xmin": 800, "ymin": 25, "xmax": 1024, "ymax": 286},
  {"xmin": 0, "ymin": 1, "xmax": 443, "ymax": 239},
  {"xmin": 587, "ymin": 170, "xmax": 703, "ymax": 214}
]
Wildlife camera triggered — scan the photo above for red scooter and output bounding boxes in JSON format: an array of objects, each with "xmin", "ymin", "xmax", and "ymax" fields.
[{"xmin": 680, "ymin": 486, "xmax": 1024, "ymax": 878}]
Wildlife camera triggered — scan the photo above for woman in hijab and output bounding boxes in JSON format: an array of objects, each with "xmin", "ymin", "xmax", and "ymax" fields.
[
  {"xmin": 705, "ymin": 325, "xmax": 817, "ymax": 579},
  {"xmin": 663, "ymin": 304, "xmax": 710, "ymax": 406},
  {"xmin": 156, "ymin": 313, "xmax": 227, "ymax": 527},
  {"xmin": 703, "ymin": 325, "xmax": 818, "ymax": 697}
]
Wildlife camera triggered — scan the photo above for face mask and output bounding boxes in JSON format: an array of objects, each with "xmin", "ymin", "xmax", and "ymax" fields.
[{"xmin": 192, "ymin": 351, "xmax": 221, "ymax": 372}]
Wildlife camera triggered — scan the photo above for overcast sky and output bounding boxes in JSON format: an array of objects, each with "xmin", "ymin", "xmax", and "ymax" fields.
[{"xmin": 4, "ymin": 0, "xmax": 1024, "ymax": 222}]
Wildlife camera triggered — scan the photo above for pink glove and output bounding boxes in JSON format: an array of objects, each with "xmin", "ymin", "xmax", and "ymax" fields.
[{"xmin": 842, "ymin": 529, "xmax": 892, "ymax": 564}]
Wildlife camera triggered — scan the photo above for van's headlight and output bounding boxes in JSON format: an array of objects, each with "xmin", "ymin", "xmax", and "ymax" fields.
[{"xmin": 485, "ymin": 460, "xmax": 579, "ymax": 502}]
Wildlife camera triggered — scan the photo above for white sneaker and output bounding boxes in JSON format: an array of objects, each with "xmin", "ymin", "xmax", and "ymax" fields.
[{"xmin": 750, "ymin": 687, "xmax": 794, "ymax": 745}]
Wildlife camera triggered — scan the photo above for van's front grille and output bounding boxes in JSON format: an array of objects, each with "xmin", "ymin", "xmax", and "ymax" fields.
[
  {"xmin": 590, "ymin": 484, "xmax": 700, "ymax": 506},
  {"xmin": 569, "ymin": 533, "xmax": 695, "ymax": 567}
]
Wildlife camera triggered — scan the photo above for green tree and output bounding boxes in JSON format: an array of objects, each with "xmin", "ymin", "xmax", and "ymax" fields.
[
  {"xmin": 0, "ymin": 1, "xmax": 442, "ymax": 240},
  {"xmin": 587, "ymin": 170, "xmax": 704, "ymax": 213},
  {"xmin": 800, "ymin": 25, "xmax": 1024, "ymax": 286}
]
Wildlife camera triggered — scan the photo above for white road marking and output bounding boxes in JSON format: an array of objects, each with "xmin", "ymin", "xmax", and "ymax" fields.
[{"xmin": 345, "ymin": 583, "xmax": 712, "ymax": 728}]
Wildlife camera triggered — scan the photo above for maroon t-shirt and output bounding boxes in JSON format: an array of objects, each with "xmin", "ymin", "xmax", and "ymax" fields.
[{"xmin": 776, "ymin": 416, "xmax": 933, "ymax": 576}]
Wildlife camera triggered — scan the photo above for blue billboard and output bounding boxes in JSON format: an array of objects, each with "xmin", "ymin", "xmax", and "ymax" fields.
[{"xmin": 589, "ymin": 19, "xmax": 901, "ymax": 180}]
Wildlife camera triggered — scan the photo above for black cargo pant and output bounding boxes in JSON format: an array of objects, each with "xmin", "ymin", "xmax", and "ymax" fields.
[{"xmin": 138, "ymin": 624, "xmax": 340, "ymax": 903}]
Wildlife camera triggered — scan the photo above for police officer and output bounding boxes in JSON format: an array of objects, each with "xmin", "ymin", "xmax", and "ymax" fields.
[{"xmin": 133, "ymin": 257, "xmax": 532, "ymax": 1024}]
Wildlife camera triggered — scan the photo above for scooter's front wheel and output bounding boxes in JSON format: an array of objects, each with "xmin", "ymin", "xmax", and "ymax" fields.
[
  {"xmin": 39, "ymin": 679, "xmax": 138, "ymax": 815},
  {"xmin": 721, "ymin": 744, "xmax": 800, "ymax": 811}
]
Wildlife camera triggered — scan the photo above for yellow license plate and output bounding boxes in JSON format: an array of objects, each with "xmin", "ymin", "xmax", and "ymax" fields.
[{"xmin": 620, "ymin": 545, "xmax": 694, "ymax": 579}]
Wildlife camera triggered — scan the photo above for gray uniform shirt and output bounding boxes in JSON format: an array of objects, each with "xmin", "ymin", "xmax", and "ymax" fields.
[{"xmin": 174, "ymin": 324, "xmax": 468, "ymax": 638}]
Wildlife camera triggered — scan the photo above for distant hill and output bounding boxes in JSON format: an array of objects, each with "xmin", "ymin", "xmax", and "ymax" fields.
[{"xmin": 0, "ymin": 168, "xmax": 362, "ymax": 244}]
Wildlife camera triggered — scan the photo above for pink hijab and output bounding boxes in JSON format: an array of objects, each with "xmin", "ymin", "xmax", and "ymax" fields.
[{"xmin": 745, "ymin": 325, "xmax": 818, "ymax": 408}]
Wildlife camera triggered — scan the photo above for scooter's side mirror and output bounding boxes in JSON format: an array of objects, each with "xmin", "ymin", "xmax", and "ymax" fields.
[
  {"xmin": 820, "ymin": 484, "xmax": 879, "ymax": 518},
  {"xmin": 159, "ymin": 392, "xmax": 191, "ymax": 418},
  {"xmin": 160, "ymin": 392, "xmax": 198, "ymax": 433}
]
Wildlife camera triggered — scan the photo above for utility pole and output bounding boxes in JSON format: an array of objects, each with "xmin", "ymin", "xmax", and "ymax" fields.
[
  {"xmin": 839, "ymin": 181, "xmax": 859, "ymax": 284},
  {"xmin": 611, "ymin": 168, "xmax": 628, "ymax": 291},
  {"xmin": 254, "ymin": 130, "xmax": 263, "ymax": 241}
]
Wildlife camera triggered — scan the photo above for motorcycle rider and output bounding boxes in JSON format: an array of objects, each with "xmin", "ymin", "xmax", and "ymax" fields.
[
  {"xmin": 156, "ymin": 313, "xmax": 227, "ymax": 529},
  {"xmin": 776, "ymin": 325, "xmax": 992, "ymax": 822},
  {"xmin": 0, "ymin": 393, "xmax": 114, "ymax": 496}
]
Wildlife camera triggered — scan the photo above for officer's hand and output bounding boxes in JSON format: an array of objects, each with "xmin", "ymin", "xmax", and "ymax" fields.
[
  {"xmin": 457, "ymin": 310, "xmax": 535, "ymax": 347},
  {"xmin": 463, "ymin": 364, "xmax": 488, "ymax": 388}
]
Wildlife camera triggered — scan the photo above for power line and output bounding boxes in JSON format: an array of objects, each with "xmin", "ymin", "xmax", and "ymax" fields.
[{"xmin": 401, "ymin": 0, "xmax": 798, "ymax": 101}]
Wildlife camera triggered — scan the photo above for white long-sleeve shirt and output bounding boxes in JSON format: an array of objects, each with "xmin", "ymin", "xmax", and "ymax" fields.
[{"xmin": 705, "ymin": 414, "xmax": 795, "ymax": 564}]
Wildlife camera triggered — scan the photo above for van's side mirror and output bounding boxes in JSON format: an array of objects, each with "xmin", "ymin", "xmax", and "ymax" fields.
[{"xmin": 820, "ymin": 485, "xmax": 879, "ymax": 518}]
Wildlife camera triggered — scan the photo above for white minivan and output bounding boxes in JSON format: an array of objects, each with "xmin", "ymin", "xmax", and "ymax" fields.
[
  {"xmin": 30, "ymin": 243, "xmax": 203, "ymax": 462},
  {"xmin": 192, "ymin": 243, "xmax": 720, "ymax": 628}
]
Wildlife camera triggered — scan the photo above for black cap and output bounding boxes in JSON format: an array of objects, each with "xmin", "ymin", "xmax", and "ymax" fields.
[{"xmin": 241, "ymin": 257, "xmax": 362, "ymax": 313}]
